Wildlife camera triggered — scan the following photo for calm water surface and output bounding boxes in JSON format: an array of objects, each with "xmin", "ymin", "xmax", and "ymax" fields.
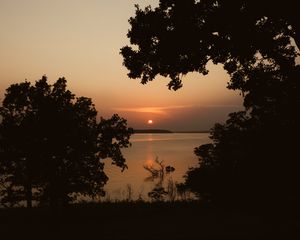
[{"xmin": 103, "ymin": 133, "xmax": 210, "ymax": 200}]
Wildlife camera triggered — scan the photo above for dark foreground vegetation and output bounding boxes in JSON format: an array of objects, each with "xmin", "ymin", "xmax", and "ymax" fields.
[{"xmin": 1, "ymin": 201, "xmax": 300, "ymax": 239}]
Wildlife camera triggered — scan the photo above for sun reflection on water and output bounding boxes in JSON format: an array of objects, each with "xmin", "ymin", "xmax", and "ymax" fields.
[
  {"xmin": 147, "ymin": 134, "xmax": 154, "ymax": 142},
  {"xmin": 145, "ymin": 159, "xmax": 154, "ymax": 168},
  {"xmin": 103, "ymin": 133, "xmax": 211, "ymax": 201}
]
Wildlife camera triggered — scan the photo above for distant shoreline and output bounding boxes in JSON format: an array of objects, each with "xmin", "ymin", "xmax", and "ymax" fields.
[
  {"xmin": 133, "ymin": 129, "xmax": 172, "ymax": 134},
  {"xmin": 174, "ymin": 130, "xmax": 210, "ymax": 133},
  {"xmin": 133, "ymin": 129, "xmax": 210, "ymax": 134}
]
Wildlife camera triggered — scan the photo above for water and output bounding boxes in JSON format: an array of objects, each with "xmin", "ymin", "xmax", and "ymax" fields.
[{"xmin": 103, "ymin": 133, "xmax": 210, "ymax": 200}]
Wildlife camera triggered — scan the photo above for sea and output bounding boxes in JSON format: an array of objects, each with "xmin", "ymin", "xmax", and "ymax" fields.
[{"xmin": 102, "ymin": 133, "xmax": 211, "ymax": 201}]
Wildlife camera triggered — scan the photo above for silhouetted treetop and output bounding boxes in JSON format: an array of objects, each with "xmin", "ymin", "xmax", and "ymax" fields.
[
  {"xmin": 121, "ymin": 0, "xmax": 299, "ymax": 90},
  {"xmin": 0, "ymin": 76, "xmax": 133, "ymax": 207}
]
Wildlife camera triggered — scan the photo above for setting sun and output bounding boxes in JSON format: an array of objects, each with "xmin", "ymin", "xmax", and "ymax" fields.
[{"xmin": 147, "ymin": 119, "xmax": 153, "ymax": 124}]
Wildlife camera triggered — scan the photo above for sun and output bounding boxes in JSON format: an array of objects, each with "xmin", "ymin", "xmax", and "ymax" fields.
[{"xmin": 147, "ymin": 119, "xmax": 153, "ymax": 124}]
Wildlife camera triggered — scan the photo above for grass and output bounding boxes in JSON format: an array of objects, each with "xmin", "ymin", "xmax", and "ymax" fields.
[{"xmin": 1, "ymin": 201, "xmax": 300, "ymax": 239}]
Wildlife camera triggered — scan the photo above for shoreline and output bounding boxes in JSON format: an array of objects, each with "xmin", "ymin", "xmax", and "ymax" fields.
[{"xmin": 133, "ymin": 129, "xmax": 210, "ymax": 134}]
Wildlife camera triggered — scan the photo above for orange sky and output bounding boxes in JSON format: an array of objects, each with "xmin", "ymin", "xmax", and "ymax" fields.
[{"xmin": 0, "ymin": 0, "xmax": 243, "ymax": 131}]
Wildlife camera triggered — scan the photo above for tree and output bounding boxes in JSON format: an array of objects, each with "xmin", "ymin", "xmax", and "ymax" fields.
[
  {"xmin": 0, "ymin": 76, "xmax": 133, "ymax": 207},
  {"xmin": 121, "ymin": 0, "xmax": 299, "ymax": 91},
  {"xmin": 121, "ymin": 0, "xmax": 300, "ymax": 207}
]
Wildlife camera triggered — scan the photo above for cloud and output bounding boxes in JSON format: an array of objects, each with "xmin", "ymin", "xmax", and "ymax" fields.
[
  {"xmin": 113, "ymin": 104, "xmax": 241, "ymax": 115},
  {"xmin": 112, "ymin": 105, "xmax": 193, "ymax": 115},
  {"xmin": 199, "ymin": 104, "xmax": 242, "ymax": 108}
]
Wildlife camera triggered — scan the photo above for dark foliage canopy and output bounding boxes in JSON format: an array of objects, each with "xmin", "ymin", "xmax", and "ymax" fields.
[
  {"xmin": 121, "ymin": 0, "xmax": 299, "ymax": 91},
  {"xmin": 0, "ymin": 76, "xmax": 132, "ymax": 207},
  {"xmin": 121, "ymin": 0, "xmax": 300, "ymax": 207}
]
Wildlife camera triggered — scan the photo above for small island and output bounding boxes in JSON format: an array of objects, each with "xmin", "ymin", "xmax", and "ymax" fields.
[
  {"xmin": 174, "ymin": 130, "xmax": 210, "ymax": 133},
  {"xmin": 133, "ymin": 129, "xmax": 173, "ymax": 134}
]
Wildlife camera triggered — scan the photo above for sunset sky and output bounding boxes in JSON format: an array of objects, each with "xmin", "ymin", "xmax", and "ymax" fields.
[{"xmin": 0, "ymin": 0, "xmax": 243, "ymax": 131}]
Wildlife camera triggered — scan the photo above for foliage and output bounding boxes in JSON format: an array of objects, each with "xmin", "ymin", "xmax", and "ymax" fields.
[
  {"xmin": 122, "ymin": 0, "xmax": 300, "ymax": 207},
  {"xmin": 121, "ymin": 0, "xmax": 299, "ymax": 91},
  {"xmin": 191, "ymin": 63, "xmax": 299, "ymax": 205},
  {"xmin": 0, "ymin": 76, "xmax": 133, "ymax": 207}
]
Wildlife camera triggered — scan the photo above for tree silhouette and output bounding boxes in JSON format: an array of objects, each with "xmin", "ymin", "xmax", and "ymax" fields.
[
  {"xmin": 121, "ymin": 0, "xmax": 299, "ymax": 91},
  {"xmin": 0, "ymin": 76, "xmax": 133, "ymax": 207},
  {"xmin": 121, "ymin": 1, "xmax": 300, "ymax": 207}
]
